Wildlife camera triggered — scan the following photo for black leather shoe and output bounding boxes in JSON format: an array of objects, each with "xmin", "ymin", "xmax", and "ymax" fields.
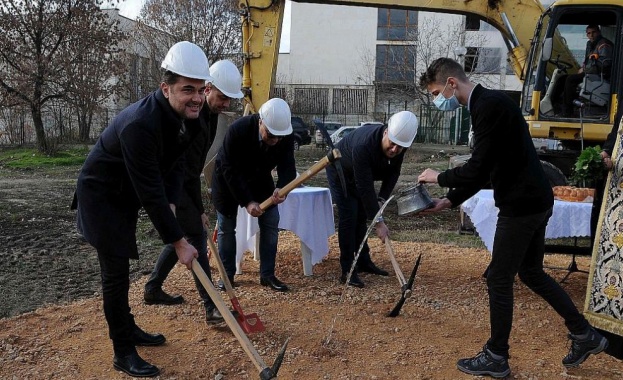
[
  {"xmin": 113, "ymin": 351, "xmax": 160, "ymax": 378},
  {"xmin": 144, "ymin": 287, "xmax": 184, "ymax": 305},
  {"xmin": 358, "ymin": 262, "xmax": 389, "ymax": 276},
  {"xmin": 260, "ymin": 276, "xmax": 289, "ymax": 292},
  {"xmin": 340, "ymin": 272, "xmax": 365, "ymax": 288},
  {"xmin": 131, "ymin": 328, "xmax": 166, "ymax": 346},
  {"xmin": 216, "ymin": 277, "xmax": 236, "ymax": 291},
  {"xmin": 205, "ymin": 307, "xmax": 225, "ymax": 324}
]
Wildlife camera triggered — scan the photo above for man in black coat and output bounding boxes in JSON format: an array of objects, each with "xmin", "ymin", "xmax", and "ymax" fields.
[
  {"xmin": 211, "ymin": 98, "xmax": 296, "ymax": 292},
  {"xmin": 326, "ymin": 111, "xmax": 418, "ymax": 288},
  {"xmin": 72, "ymin": 41, "xmax": 212, "ymax": 378},
  {"xmin": 143, "ymin": 60, "xmax": 244, "ymax": 325},
  {"xmin": 418, "ymin": 57, "xmax": 607, "ymax": 378}
]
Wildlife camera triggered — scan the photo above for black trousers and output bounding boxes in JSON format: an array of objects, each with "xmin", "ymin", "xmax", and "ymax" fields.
[
  {"xmin": 326, "ymin": 165, "xmax": 375, "ymax": 274},
  {"xmin": 145, "ymin": 228, "xmax": 215, "ymax": 308},
  {"xmin": 563, "ymin": 73, "xmax": 585, "ymax": 114},
  {"xmin": 96, "ymin": 251, "xmax": 137, "ymax": 356},
  {"xmin": 486, "ymin": 208, "xmax": 589, "ymax": 357}
]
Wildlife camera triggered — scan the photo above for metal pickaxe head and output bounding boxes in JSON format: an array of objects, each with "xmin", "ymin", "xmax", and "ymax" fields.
[
  {"xmin": 387, "ymin": 253, "xmax": 422, "ymax": 318},
  {"xmin": 316, "ymin": 122, "xmax": 348, "ymax": 195},
  {"xmin": 259, "ymin": 337, "xmax": 290, "ymax": 380}
]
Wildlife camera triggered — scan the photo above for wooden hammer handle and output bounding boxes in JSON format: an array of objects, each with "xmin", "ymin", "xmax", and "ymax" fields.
[
  {"xmin": 385, "ymin": 238, "xmax": 406, "ymax": 287},
  {"xmin": 260, "ymin": 149, "xmax": 341, "ymax": 211}
]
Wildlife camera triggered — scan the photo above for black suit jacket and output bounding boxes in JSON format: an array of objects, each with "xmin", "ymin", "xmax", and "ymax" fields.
[
  {"xmin": 439, "ymin": 84, "xmax": 553, "ymax": 217},
  {"xmin": 211, "ymin": 113, "xmax": 296, "ymax": 217}
]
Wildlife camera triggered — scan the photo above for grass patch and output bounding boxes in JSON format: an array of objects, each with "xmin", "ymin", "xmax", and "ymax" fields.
[{"xmin": 0, "ymin": 146, "xmax": 89, "ymax": 169}]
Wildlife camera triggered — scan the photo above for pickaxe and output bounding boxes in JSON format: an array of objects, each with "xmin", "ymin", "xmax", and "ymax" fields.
[
  {"xmin": 387, "ymin": 252, "xmax": 422, "ymax": 318},
  {"xmin": 192, "ymin": 260, "xmax": 288, "ymax": 379}
]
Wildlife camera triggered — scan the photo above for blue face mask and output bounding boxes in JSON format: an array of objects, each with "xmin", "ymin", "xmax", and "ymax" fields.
[{"xmin": 433, "ymin": 81, "xmax": 461, "ymax": 111}]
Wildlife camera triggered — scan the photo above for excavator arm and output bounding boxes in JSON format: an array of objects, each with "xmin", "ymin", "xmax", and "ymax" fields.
[{"xmin": 238, "ymin": 0, "xmax": 557, "ymax": 112}]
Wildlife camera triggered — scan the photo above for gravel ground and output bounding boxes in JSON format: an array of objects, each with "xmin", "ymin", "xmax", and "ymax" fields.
[{"xmin": 1, "ymin": 143, "xmax": 621, "ymax": 379}]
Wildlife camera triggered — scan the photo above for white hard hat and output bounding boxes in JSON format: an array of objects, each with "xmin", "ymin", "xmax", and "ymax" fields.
[
  {"xmin": 388, "ymin": 111, "xmax": 418, "ymax": 148},
  {"xmin": 209, "ymin": 60, "xmax": 243, "ymax": 99},
  {"xmin": 259, "ymin": 98, "xmax": 292, "ymax": 136},
  {"xmin": 161, "ymin": 41, "xmax": 213, "ymax": 81}
]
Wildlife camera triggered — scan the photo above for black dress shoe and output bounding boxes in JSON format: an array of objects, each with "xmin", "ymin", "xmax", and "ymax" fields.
[
  {"xmin": 205, "ymin": 306, "xmax": 225, "ymax": 324},
  {"xmin": 216, "ymin": 276, "xmax": 236, "ymax": 291},
  {"xmin": 260, "ymin": 276, "xmax": 289, "ymax": 292},
  {"xmin": 358, "ymin": 262, "xmax": 389, "ymax": 276},
  {"xmin": 131, "ymin": 328, "xmax": 166, "ymax": 346},
  {"xmin": 340, "ymin": 272, "xmax": 365, "ymax": 288},
  {"xmin": 144, "ymin": 287, "xmax": 184, "ymax": 305},
  {"xmin": 113, "ymin": 351, "xmax": 160, "ymax": 378}
]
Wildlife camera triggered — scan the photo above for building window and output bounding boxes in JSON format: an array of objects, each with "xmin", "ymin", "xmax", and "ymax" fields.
[
  {"xmin": 464, "ymin": 47, "xmax": 502, "ymax": 73},
  {"xmin": 375, "ymin": 44, "xmax": 415, "ymax": 82},
  {"xmin": 332, "ymin": 88, "xmax": 368, "ymax": 115},
  {"xmin": 377, "ymin": 9, "xmax": 418, "ymax": 41},
  {"xmin": 293, "ymin": 88, "xmax": 329, "ymax": 114},
  {"xmin": 465, "ymin": 15, "xmax": 480, "ymax": 31}
]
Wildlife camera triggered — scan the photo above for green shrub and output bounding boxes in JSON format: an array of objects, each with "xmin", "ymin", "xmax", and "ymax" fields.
[{"xmin": 570, "ymin": 146, "xmax": 606, "ymax": 187}]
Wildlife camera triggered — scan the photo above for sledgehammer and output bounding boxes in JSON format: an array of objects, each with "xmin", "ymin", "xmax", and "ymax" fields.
[{"xmin": 259, "ymin": 148, "xmax": 343, "ymax": 210}]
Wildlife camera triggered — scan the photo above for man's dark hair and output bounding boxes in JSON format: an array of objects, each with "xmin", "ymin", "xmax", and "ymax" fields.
[
  {"xmin": 418, "ymin": 57, "xmax": 467, "ymax": 90},
  {"xmin": 586, "ymin": 24, "xmax": 600, "ymax": 32},
  {"xmin": 162, "ymin": 70, "xmax": 182, "ymax": 85}
]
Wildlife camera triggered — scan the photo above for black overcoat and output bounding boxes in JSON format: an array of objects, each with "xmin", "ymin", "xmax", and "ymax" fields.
[{"xmin": 74, "ymin": 89, "xmax": 201, "ymax": 258}]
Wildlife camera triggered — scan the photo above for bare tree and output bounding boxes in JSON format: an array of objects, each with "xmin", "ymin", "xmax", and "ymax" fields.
[
  {"xmin": 376, "ymin": 16, "xmax": 494, "ymax": 105},
  {"xmin": 132, "ymin": 0, "xmax": 242, "ymax": 88},
  {"xmin": 62, "ymin": 10, "xmax": 126, "ymax": 141},
  {"xmin": 0, "ymin": 0, "xmax": 127, "ymax": 152}
]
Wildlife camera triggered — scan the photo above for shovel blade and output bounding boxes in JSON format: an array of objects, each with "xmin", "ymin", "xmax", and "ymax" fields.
[{"xmin": 237, "ymin": 312, "xmax": 265, "ymax": 333}]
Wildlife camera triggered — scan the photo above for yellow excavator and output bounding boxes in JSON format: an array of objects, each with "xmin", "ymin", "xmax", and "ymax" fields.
[
  {"xmin": 238, "ymin": 0, "xmax": 623, "ymax": 182},
  {"xmin": 236, "ymin": 0, "xmax": 623, "ymax": 354}
]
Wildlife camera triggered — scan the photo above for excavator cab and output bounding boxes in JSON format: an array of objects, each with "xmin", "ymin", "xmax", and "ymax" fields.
[
  {"xmin": 524, "ymin": 5, "xmax": 622, "ymax": 147},
  {"xmin": 536, "ymin": 13, "xmax": 618, "ymax": 120}
]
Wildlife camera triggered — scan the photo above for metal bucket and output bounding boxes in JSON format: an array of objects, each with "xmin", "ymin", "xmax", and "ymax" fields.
[{"xmin": 396, "ymin": 183, "xmax": 434, "ymax": 216}]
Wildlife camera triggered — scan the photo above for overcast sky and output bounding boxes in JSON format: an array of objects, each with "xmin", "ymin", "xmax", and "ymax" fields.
[{"xmin": 101, "ymin": 0, "xmax": 144, "ymax": 19}]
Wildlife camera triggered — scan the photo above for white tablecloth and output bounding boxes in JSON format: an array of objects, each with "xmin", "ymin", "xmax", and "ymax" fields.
[
  {"xmin": 236, "ymin": 186, "xmax": 335, "ymax": 275},
  {"xmin": 461, "ymin": 189, "xmax": 592, "ymax": 252}
]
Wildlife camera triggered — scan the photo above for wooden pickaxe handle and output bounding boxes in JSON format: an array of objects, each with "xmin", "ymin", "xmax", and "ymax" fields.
[
  {"xmin": 385, "ymin": 238, "xmax": 407, "ymax": 287},
  {"xmin": 205, "ymin": 223, "xmax": 235, "ymax": 297},
  {"xmin": 191, "ymin": 260, "xmax": 273, "ymax": 376},
  {"xmin": 259, "ymin": 148, "xmax": 341, "ymax": 210}
]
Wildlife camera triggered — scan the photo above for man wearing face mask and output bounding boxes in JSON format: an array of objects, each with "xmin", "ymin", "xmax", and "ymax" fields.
[{"xmin": 417, "ymin": 58, "xmax": 607, "ymax": 378}]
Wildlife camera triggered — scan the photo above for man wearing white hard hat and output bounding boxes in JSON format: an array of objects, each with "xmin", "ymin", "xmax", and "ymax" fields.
[
  {"xmin": 72, "ymin": 41, "xmax": 211, "ymax": 377},
  {"xmin": 326, "ymin": 111, "xmax": 418, "ymax": 288},
  {"xmin": 211, "ymin": 98, "xmax": 296, "ymax": 292},
  {"xmin": 144, "ymin": 60, "xmax": 244, "ymax": 324}
]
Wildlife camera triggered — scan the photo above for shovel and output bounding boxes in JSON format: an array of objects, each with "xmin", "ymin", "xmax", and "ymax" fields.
[
  {"xmin": 192, "ymin": 260, "xmax": 287, "ymax": 379},
  {"xmin": 206, "ymin": 223, "xmax": 265, "ymax": 333}
]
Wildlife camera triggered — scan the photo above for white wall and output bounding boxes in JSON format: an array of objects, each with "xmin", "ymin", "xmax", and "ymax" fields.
[{"xmin": 277, "ymin": 3, "xmax": 377, "ymax": 85}]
